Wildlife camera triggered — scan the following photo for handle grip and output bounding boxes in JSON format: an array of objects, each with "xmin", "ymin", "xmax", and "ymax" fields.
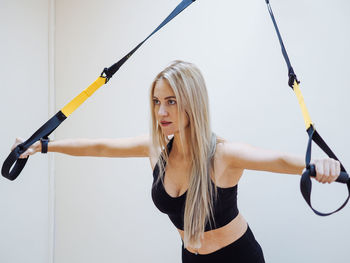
[
  {"xmin": 308, "ymin": 164, "xmax": 349, "ymax": 184},
  {"xmin": 1, "ymin": 144, "xmax": 29, "ymax": 181}
]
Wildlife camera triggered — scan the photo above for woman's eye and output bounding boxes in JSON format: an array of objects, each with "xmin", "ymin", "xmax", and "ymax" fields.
[
  {"xmin": 168, "ymin": 100, "xmax": 176, "ymax": 105},
  {"xmin": 153, "ymin": 99, "xmax": 160, "ymax": 105}
]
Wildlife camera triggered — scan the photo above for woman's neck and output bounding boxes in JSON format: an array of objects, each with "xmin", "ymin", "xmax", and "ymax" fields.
[{"xmin": 171, "ymin": 130, "xmax": 191, "ymax": 159}]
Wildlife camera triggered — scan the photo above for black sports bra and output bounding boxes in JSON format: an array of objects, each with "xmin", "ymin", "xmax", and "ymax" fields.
[{"xmin": 151, "ymin": 138, "xmax": 239, "ymax": 231}]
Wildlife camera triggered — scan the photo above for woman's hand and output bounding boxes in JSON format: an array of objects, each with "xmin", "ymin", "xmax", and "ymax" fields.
[
  {"xmin": 311, "ymin": 158, "xmax": 341, "ymax": 184},
  {"xmin": 11, "ymin": 138, "xmax": 41, "ymax": 159}
]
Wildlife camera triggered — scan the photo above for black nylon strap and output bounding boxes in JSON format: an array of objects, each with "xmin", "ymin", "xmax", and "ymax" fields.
[
  {"xmin": 265, "ymin": 0, "xmax": 299, "ymax": 89},
  {"xmin": 103, "ymin": 0, "xmax": 196, "ymax": 81},
  {"xmin": 2, "ymin": 111, "xmax": 66, "ymax": 181},
  {"xmin": 2, "ymin": 0, "xmax": 196, "ymax": 181},
  {"xmin": 301, "ymin": 126, "xmax": 350, "ymax": 216},
  {"xmin": 265, "ymin": 0, "xmax": 350, "ymax": 215}
]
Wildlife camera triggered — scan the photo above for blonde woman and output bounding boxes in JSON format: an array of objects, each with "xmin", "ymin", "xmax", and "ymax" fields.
[{"xmin": 14, "ymin": 60, "xmax": 340, "ymax": 262}]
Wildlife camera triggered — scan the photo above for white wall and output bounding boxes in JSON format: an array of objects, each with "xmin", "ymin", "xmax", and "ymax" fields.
[{"xmin": 0, "ymin": 0, "xmax": 53, "ymax": 263}]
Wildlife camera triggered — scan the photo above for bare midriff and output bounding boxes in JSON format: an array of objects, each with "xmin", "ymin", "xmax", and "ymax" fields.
[{"xmin": 177, "ymin": 212, "xmax": 248, "ymax": 255}]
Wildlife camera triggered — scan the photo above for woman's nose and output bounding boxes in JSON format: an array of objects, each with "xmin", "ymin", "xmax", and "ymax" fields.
[{"xmin": 158, "ymin": 105, "xmax": 168, "ymax": 116}]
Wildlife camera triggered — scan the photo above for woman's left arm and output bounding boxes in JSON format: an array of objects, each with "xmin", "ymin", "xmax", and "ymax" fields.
[{"xmin": 222, "ymin": 141, "xmax": 341, "ymax": 184}]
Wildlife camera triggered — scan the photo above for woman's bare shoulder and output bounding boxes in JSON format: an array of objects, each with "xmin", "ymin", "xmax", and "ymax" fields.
[
  {"xmin": 213, "ymin": 136, "xmax": 245, "ymax": 185},
  {"xmin": 215, "ymin": 136, "xmax": 251, "ymax": 154},
  {"xmin": 214, "ymin": 136, "xmax": 248, "ymax": 168}
]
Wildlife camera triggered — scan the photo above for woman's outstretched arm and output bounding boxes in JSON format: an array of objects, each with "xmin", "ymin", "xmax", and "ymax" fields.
[
  {"xmin": 221, "ymin": 141, "xmax": 340, "ymax": 184},
  {"xmin": 12, "ymin": 134, "xmax": 151, "ymax": 158}
]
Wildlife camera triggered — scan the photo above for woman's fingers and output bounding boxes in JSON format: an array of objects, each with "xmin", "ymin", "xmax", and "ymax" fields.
[
  {"xmin": 11, "ymin": 137, "xmax": 27, "ymax": 159},
  {"xmin": 11, "ymin": 137, "xmax": 24, "ymax": 151},
  {"xmin": 314, "ymin": 158, "xmax": 341, "ymax": 184},
  {"xmin": 330, "ymin": 159, "xmax": 341, "ymax": 183},
  {"xmin": 335, "ymin": 159, "xmax": 341, "ymax": 182},
  {"xmin": 19, "ymin": 149, "xmax": 31, "ymax": 159},
  {"xmin": 11, "ymin": 138, "xmax": 40, "ymax": 159},
  {"xmin": 314, "ymin": 159, "xmax": 324, "ymax": 183},
  {"xmin": 322, "ymin": 159, "xmax": 330, "ymax": 183}
]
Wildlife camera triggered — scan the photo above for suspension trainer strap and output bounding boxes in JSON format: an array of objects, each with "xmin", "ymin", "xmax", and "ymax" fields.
[
  {"xmin": 264, "ymin": 0, "xmax": 350, "ymax": 215},
  {"xmin": 301, "ymin": 126, "xmax": 350, "ymax": 216},
  {"xmin": 103, "ymin": 0, "xmax": 196, "ymax": 81},
  {"xmin": 2, "ymin": 0, "xmax": 196, "ymax": 181}
]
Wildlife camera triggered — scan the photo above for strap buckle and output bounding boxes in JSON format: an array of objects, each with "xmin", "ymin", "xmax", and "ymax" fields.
[
  {"xmin": 100, "ymin": 68, "xmax": 110, "ymax": 83},
  {"xmin": 288, "ymin": 67, "xmax": 300, "ymax": 88},
  {"xmin": 40, "ymin": 137, "xmax": 50, "ymax": 154}
]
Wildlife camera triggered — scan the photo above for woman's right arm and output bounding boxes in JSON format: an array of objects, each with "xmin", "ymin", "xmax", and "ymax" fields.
[{"xmin": 13, "ymin": 135, "xmax": 152, "ymax": 158}]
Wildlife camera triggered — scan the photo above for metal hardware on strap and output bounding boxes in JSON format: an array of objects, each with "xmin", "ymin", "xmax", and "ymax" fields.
[
  {"xmin": 100, "ymin": 68, "xmax": 110, "ymax": 83},
  {"xmin": 288, "ymin": 67, "xmax": 299, "ymax": 89}
]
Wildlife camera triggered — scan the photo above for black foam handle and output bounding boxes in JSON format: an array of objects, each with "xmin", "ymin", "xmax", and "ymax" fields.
[
  {"xmin": 1, "ymin": 144, "xmax": 29, "ymax": 181},
  {"xmin": 308, "ymin": 164, "xmax": 349, "ymax": 184},
  {"xmin": 301, "ymin": 164, "xmax": 350, "ymax": 216}
]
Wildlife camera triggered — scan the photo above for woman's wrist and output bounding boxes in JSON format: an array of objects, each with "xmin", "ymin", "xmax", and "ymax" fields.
[{"xmin": 35, "ymin": 140, "xmax": 43, "ymax": 153}]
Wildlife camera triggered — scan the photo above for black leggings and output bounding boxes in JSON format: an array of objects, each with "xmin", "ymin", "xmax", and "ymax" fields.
[{"xmin": 182, "ymin": 226, "xmax": 265, "ymax": 263}]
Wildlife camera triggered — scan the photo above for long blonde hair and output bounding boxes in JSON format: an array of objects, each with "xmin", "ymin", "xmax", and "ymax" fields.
[{"xmin": 150, "ymin": 60, "xmax": 217, "ymax": 248}]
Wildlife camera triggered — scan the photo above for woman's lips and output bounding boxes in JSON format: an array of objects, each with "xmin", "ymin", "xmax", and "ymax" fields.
[{"xmin": 160, "ymin": 121, "xmax": 172, "ymax": 127}]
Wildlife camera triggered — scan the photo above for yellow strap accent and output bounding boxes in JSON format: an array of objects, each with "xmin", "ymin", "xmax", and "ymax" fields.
[
  {"xmin": 61, "ymin": 76, "xmax": 106, "ymax": 117},
  {"xmin": 292, "ymin": 80, "xmax": 313, "ymax": 130}
]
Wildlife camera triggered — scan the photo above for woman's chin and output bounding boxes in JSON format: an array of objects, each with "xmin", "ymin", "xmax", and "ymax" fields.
[{"xmin": 161, "ymin": 128, "xmax": 175, "ymax": 137}]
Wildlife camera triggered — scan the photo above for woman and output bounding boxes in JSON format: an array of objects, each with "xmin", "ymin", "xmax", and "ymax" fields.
[{"xmin": 13, "ymin": 60, "xmax": 340, "ymax": 262}]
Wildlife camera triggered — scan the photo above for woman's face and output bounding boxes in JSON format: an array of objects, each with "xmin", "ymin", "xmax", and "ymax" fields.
[{"xmin": 153, "ymin": 79, "xmax": 189, "ymax": 136}]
